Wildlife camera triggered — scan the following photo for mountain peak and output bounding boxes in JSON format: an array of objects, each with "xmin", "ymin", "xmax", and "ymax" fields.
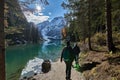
[{"xmin": 37, "ymin": 16, "xmax": 66, "ymax": 40}]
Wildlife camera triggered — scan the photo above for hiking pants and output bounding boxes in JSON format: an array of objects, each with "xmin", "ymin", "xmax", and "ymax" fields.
[{"xmin": 65, "ymin": 61, "xmax": 72, "ymax": 80}]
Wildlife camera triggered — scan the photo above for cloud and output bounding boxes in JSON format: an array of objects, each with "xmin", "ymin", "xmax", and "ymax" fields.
[
  {"xmin": 36, "ymin": 5, "xmax": 42, "ymax": 11},
  {"xmin": 19, "ymin": 1, "xmax": 50, "ymax": 24},
  {"xmin": 48, "ymin": 12, "xmax": 52, "ymax": 15},
  {"xmin": 23, "ymin": 11, "xmax": 49, "ymax": 24}
]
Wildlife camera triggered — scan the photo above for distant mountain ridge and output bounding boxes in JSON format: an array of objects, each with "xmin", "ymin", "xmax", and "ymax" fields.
[{"xmin": 37, "ymin": 17, "xmax": 66, "ymax": 40}]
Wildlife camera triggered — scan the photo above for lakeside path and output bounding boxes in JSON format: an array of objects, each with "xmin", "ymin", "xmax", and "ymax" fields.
[{"xmin": 31, "ymin": 60, "xmax": 85, "ymax": 80}]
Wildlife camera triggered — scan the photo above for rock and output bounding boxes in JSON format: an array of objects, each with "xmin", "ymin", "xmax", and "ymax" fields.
[
  {"xmin": 42, "ymin": 60, "xmax": 51, "ymax": 73},
  {"xmin": 20, "ymin": 58, "xmax": 44, "ymax": 79}
]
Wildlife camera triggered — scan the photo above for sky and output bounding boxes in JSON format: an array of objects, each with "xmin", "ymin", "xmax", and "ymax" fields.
[
  {"xmin": 19, "ymin": 0, "xmax": 67, "ymax": 24},
  {"xmin": 43, "ymin": 0, "xmax": 66, "ymax": 20}
]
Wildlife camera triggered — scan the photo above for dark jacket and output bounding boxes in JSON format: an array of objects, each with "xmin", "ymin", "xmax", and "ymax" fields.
[{"xmin": 61, "ymin": 46, "xmax": 74, "ymax": 62}]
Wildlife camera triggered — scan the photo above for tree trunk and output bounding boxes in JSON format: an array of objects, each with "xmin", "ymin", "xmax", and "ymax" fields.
[
  {"xmin": 0, "ymin": 0, "xmax": 5, "ymax": 80},
  {"xmin": 105, "ymin": 0, "xmax": 115, "ymax": 52},
  {"xmin": 88, "ymin": 0, "xmax": 92, "ymax": 50}
]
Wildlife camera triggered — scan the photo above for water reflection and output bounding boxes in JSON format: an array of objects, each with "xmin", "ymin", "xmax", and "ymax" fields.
[
  {"xmin": 39, "ymin": 40, "xmax": 63, "ymax": 61},
  {"xmin": 6, "ymin": 44, "xmax": 39, "ymax": 80},
  {"xmin": 20, "ymin": 40, "xmax": 63, "ymax": 79},
  {"xmin": 6, "ymin": 40, "xmax": 63, "ymax": 80}
]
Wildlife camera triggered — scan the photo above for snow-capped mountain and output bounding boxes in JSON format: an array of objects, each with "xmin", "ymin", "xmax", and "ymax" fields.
[{"xmin": 37, "ymin": 16, "xmax": 66, "ymax": 40}]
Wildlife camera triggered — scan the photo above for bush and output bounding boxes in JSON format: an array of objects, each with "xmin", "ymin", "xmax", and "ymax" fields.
[
  {"xmin": 112, "ymin": 32, "xmax": 120, "ymax": 45},
  {"xmin": 92, "ymin": 32, "xmax": 120, "ymax": 46},
  {"xmin": 92, "ymin": 33, "xmax": 106, "ymax": 46}
]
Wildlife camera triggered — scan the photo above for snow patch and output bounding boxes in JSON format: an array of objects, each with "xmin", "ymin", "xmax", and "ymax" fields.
[{"xmin": 20, "ymin": 57, "xmax": 44, "ymax": 79}]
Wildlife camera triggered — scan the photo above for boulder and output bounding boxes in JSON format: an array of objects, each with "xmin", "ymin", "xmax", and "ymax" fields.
[{"xmin": 42, "ymin": 60, "xmax": 51, "ymax": 73}]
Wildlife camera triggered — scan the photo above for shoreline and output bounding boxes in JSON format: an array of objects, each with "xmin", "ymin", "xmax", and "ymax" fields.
[{"xmin": 27, "ymin": 59, "xmax": 85, "ymax": 80}]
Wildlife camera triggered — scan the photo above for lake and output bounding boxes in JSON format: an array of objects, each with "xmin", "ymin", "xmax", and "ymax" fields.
[{"xmin": 5, "ymin": 40, "xmax": 64, "ymax": 80}]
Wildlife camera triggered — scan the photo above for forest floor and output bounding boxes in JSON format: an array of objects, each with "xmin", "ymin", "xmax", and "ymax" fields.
[
  {"xmin": 79, "ymin": 51, "xmax": 120, "ymax": 80},
  {"xmin": 28, "ymin": 59, "xmax": 85, "ymax": 80},
  {"xmin": 77, "ymin": 32, "xmax": 120, "ymax": 80}
]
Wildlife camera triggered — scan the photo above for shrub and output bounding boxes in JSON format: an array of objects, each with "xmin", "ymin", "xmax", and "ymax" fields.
[{"xmin": 92, "ymin": 33, "xmax": 106, "ymax": 46}]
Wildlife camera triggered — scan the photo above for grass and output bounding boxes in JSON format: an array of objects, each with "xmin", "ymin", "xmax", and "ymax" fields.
[
  {"xmin": 79, "ymin": 52, "xmax": 120, "ymax": 80},
  {"xmin": 91, "ymin": 32, "xmax": 106, "ymax": 46},
  {"xmin": 90, "ymin": 32, "xmax": 120, "ymax": 52}
]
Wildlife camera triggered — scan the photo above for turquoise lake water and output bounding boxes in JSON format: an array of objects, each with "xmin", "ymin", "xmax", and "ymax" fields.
[{"xmin": 5, "ymin": 40, "xmax": 64, "ymax": 80}]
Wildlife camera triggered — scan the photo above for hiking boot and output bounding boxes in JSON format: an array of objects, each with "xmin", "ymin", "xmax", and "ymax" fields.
[{"xmin": 66, "ymin": 78, "xmax": 72, "ymax": 80}]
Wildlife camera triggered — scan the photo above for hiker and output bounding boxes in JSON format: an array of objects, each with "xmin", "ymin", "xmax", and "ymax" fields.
[
  {"xmin": 60, "ymin": 41, "xmax": 74, "ymax": 80},
  {"xmin": 73, "ymin": 43, "xmax": 80, "ymax": 64}
]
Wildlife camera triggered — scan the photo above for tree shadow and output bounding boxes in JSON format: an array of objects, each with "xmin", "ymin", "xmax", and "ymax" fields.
[
  {"xmin": 108, "ymin": 56, "xmax": 120, "ymax": 65},
  {"xmin": 75, "ymin": 62, "xmax": 100, "ymax": 73},
  {"xmin": 115, "ymin": 47, "xmax": 120, "ymax": 52},
  {"xmin": 91, "ymin": 49, "xmax": 107, "ymax": 52}
]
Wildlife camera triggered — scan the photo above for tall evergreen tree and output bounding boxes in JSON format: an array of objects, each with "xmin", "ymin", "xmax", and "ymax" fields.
[
  {"xmin": 0, "ymin": 0, "xmax": 5, "ymax": 79},
  {"xmin": 88, "ymin": 0, "xmax": 92, "ymax": 50},
  {"xmin": 105, "ymin": 0, "xmax": 116, "ymax": 52},
  {"xmin": 62, "ymin": 0, "xmax": 88, "ymax": 42}
]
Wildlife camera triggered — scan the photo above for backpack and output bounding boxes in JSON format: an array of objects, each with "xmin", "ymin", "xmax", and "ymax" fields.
[{"xmin": 73, "ymin": 45, "xmax": 80, "ymax": 55}]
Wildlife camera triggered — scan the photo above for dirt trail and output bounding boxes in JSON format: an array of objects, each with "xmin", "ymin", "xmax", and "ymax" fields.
[{"xmin": 32, "ymin": 60, "xmax": 85, "ymax": 80}]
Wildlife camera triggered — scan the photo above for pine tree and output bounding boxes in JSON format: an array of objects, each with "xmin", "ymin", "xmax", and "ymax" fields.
[
  {"xmin": 0, "ymin": 0, "xmax": 5, "ymax": 79},
  {"xmin": 105, "ymin": 0, "xmax": 116, "ymax": 52},
  {"xmin": 88, "ymin": 0, "xmax": 92, "ymax": 50}
]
